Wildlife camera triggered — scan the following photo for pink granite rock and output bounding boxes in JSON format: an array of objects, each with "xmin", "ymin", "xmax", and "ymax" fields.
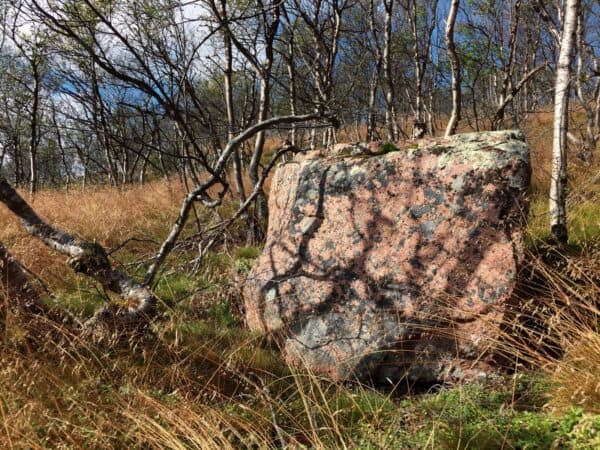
[{"xmin": 243, "ymin": 130, "xmax": 530, "ymax": 382}]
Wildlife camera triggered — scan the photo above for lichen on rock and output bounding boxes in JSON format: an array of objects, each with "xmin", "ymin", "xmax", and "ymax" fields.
[{"xmin": 243, "ymin": 130, "xmax": 531, "ymax": 383}]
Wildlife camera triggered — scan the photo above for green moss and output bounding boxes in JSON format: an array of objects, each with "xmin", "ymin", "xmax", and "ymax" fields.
[
  {"xmin": 380, "ymin": 141, "xmax": 399, "ymax": 154},
  {"xmin": 207, "ymin": 300, "xmax": 236, "ymax": 327},
  {"xmin": 57, "ymin": 285, "xmax": 108, "ymax": 317},
  {"xmin": 371, "ymin": 377, "xmax": 589, "ymax": 449},
  {"xmin": 233, "ymin": 246, "xmax": 261, "ymax": 273},
  {"xmin": 154, "ymin": 271, "xmax": 196, "ymax": 304}
]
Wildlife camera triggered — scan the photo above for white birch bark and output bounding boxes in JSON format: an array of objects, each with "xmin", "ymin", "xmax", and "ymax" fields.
[
  {"xmin": 0, "ymin": 176, "xmax": 158, "ymax": 325},
  {"xmin": 365, "ymin": 0, "xmax": 383, "ymax": 141},
  {"xmin": 549, "ymin": 0, "xmax": 580, "ymax": 243},
  {"xmin": 286, "ymin": 38, "xmax": 297, "ymax": 146},
  {"xmin": 221, "ymin": 0, "xmax": 246, "ymax": 201},
  {"xmin": 404, "ymin": 0, "xmax": 438, "ymax": 135}
]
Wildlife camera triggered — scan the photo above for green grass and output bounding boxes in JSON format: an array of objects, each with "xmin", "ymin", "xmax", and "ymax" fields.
[
  {"xmin": 56, "ymin": 283, "xmax": 108, "ymax": 317},
  {"xmin": 527, "ymin": 189, "xmax": 600, "ymax": 246},
  {"xmin": 380, "ymin": 141, "xmax": 400, "ymax": 154},
  {"xmin": 235, "ymin": 246, "xmax": 261, "ymax": 260},
  {"xmin": 154, "ymin": 271, "xmax": 198, "ymax": 304},
  {"xmin": 17, "ymin": 197, "xmax": 590, "ymax": 448}
]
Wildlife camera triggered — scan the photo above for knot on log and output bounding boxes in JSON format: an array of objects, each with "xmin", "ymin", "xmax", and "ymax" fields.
[{"xmin": 67, "ymin": 242, "xmax": 112, "ymax": 279}]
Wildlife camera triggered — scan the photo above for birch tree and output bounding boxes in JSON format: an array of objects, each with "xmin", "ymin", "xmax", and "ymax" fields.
[
  {"xmin": 0, "ymin": 174, "xmax": 157, "ymax": 332},
  {"xmin": 550, "ymin": 0, "xmax": 580, "ymax": 243},
  {"xmin": 383, "ymin": 0, "xmax": 398, "ymax": 141},
  {"xmin": 287, "ymin": 0, "xmax": 346, "ymax": 148},
  {"xmin": 444, "ymin": 0, "xmax": 461, "ymax": 137},
  {"xmin": 365, "ymin": 0, "xmax": 383, "ymax": 142},
  {"xmin": 401, "ymin": 0, "xmax": 438, "ymax": 136},
  {"xmin": 573, "ymin": 6, "xmax": 600, "ymax": 163}
]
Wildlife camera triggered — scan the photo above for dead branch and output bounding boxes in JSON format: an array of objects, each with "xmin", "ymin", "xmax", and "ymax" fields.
[
  {"xmin": 144, "ymin": 111, "xmax": 336, "ymax": 286},
  {"xmin": 492, "ymin": 63, "xmax": 548, "ymax": 129},
  {"xmin": 0, "ymin": 176, "xmax": 158, "ymax": 330}
]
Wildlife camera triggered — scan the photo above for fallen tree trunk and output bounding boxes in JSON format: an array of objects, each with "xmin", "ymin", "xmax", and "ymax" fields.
[
  {"xmin": 0, "ymin": 111, "xmax": 335, "ymax": 336},
  {"xmin": 0, "ymin": 176, "xmax": 157, "ymax": 329}
]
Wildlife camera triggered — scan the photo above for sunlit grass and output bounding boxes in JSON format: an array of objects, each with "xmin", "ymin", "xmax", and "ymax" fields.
[{"xmin": 0, "ymin": 122, "xmax": 598, "ymax": 448}]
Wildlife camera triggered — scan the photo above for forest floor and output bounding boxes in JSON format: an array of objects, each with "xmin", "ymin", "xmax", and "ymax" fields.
[{"xmin": 0, "ymin": 117, "xmax": 599, "ymax": 449}]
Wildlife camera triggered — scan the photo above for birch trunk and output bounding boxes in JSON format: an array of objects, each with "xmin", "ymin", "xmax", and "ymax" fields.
[
  {"xmin": 221, "ymin": 0, "xmax": 246, "ymax": 201},
  {"xmin": 594, "ymin": 67, "xmax": 600, "ymax": 140},
  {"xmin": 0, "ymin": 142, "xmax": 6, "ymax": 170},
  {"xmin": 367, "ymin": 0, "xmax": 383, "ymax": 142},
  {"xmin": 29, "ymin": 59, "xmax": 41, "ymax": 195},
  {"xmin": 405, "ymin": 0, "xmax": 438, "ymax": 135},
  {"xmin": 444, "ymin": 0, "xmax": 461, "ymax": 137},
  {"xmin": 493, "ymin": 0, "xmax": 521, "ymax": 131},
  {"xmin": 213, "ymin": 0, "xmax": 280, "ymax": 241},
  {"xmin": 91, "ymin": 64, "xmax": 117, "ymax": 186},
  {"xmin": 0, "ymin": 176, "xmax": 158, "ymax": 325},
  {"xmin": 144, "ymin": 111, "xmax": 335, "ymax": 286},
  {"xmin": 383, "ymin": 0, "xmax": 396, "ymax": 141},
  {"xmin": 52, "ymin": 107, "xmax": 71, "ymax": 191},
  {"xmin": 550, "ymin": 0, "xmax": 579, "ymax": 243},
  {"xmin": 574, "ymin": 13, "xmax": 596, "ymax": 163},
  {"xmin": 286, "ymin": 38, "xmax": 297, "ymax": 146},
  {"xmin": 411, "ymin": 8, "xmax": 423, "ymax": 126},
  {"xmin": 367, "ymin": 71, "xmax": 379, "ymax": 141},
  {"xmin": 249, "ymin": 78, "xmax": 270, "ymax": 240}
]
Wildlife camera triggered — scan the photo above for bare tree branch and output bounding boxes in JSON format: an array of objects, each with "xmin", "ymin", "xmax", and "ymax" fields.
[{"xmin": 144, "ymin": 111, "xmax": 336, "ymax": 286}]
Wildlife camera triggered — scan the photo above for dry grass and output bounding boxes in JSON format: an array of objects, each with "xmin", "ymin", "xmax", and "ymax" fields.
[
  {"xmin": 550, "ymin": 329, "xmax": 600, "ymax": 413},
  {"xmin": 0, "ymin": 316, "xmax": 405, "ymax": 449},
  {"xmin": 521, "ymin": 109, "xmax": 600, "ymax": 242},
  {"xmin": 0, "ymin": 179, "xmax": 185, "ymax": 290},
  {"xmin": 495, "ymin": 238, "xmax": 600, "ymax": 414},
  {"xmin": 0, "ymin": 116, "xmax": 598, "ymax": 448}
]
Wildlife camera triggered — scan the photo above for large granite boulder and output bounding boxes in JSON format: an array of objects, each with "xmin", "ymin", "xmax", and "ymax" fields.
[{"xmin": 243, "ymin": 130, "xmax": 530, "ymax": 382}]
